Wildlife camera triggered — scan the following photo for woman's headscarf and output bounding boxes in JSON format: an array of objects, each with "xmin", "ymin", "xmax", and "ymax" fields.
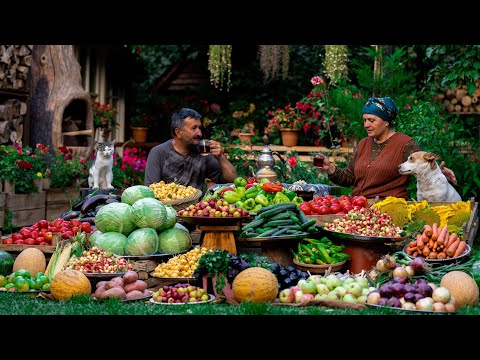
[{"xmin": 362, "ymin": 97, "xmax": 397, "ymax": 123}]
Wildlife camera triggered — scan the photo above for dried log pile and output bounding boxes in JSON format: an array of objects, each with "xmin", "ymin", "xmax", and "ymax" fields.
[{"xmin": 432, "ymin": 80, "xmax": 480, "ymax": 113}]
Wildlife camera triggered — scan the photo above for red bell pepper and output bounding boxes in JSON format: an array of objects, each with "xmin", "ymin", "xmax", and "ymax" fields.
[
  {"xmin": 218, "ymin": 187, "xmax": 235, "ymax": 196},
  {"xmin": 262, "ymin": 182, "xmax": 283, "ymax": 192}
]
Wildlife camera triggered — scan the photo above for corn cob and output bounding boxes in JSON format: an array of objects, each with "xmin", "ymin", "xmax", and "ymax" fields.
[
  {"xmin": 51, "ymin": 243, "xmax": 73, "ymax": 279},
  {"xmin": 45, "ymin": 242, "xmax": 61, "ymax": 278}
]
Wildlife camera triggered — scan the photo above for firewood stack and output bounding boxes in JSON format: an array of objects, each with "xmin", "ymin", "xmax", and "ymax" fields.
[
  {"xmin": 0, "ymin": 45, "xmax": 32, "ymax": 143},
  {"xmin": 432, "ymin": 80, "xmax": 480, "ymax": 113}
]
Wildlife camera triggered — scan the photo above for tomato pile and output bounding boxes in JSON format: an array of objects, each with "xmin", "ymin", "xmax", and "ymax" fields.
[
  {"xmin": 2, "ymin": 218, "xmax": 93, "ymax": 246},
  {"xmin": 299, "ymin": 195, "xmax": 368, "ymax": 215}
]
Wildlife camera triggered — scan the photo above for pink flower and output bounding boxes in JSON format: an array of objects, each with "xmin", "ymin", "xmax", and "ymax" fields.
[{"xmin": 311, "ymin": 76, "xmax": 325, "ymax": 86}]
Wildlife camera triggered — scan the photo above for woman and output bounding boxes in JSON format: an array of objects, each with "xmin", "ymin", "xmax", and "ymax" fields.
[{"xmin": 317, "ymin": 97, "xmax": 457, "ymax": 200}]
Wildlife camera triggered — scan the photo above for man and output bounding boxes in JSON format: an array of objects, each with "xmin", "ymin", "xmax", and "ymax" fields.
[{"xmin": 144, "ymin": 108, "xmax": 237, "ymax": 190}]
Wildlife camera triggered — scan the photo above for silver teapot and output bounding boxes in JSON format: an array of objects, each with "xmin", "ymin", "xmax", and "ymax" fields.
[{"xmin": 249, "ymin": 145, "xmax": 287, "ymax": 182}]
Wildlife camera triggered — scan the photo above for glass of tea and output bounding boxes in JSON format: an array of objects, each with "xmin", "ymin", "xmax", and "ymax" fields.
[
  {"xmin": 313, "ymin": 153, "xmax": 325, "ymax": 168},
  {"xmin": 198, "ymin": 139, "xmax": 211, "ymax": 156}
]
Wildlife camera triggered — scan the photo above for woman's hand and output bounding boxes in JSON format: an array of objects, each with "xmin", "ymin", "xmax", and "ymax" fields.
[
  {"xmin": 440, "ymin": 161, "xmax": 458, "ymax": 185},
  {"xmin": 316, "ymin": 153, "xmax": 335, "ymax": 175}
]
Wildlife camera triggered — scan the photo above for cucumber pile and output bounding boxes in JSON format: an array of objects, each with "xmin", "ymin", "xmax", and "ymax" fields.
[{"xmin": 239, "ymin": 203, "xmax": 318, "ymax": 238}]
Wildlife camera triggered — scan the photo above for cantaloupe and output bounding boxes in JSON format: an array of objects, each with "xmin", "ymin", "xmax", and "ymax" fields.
[
  {"xmin": 232, "ymin": 267, "xmax": 279, "ymax": 303},
  {"xmin": 12, "ymin": 248, "xmax": 46, "ymax": 276},
  {"xmin": 50, "ymin": 269, "xmax": 92, "ymax": 301},
  {"xmin": 440, "ymin": 271, "xmax": 479, "ymax": 308}
]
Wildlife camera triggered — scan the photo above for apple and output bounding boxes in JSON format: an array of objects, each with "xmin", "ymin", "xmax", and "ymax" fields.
[
  {"xmin": 326, "ymin": 291, "xmax": 341, "ymax": 301},
  {"xmin": 314, "ymin": 293, "xmax": 328, "ymax": 300},
  {"xmin": 342, "ymin": 294, "xmax": 358, "ymax": 303},
  {"xmin": 316, "ymin": 283, "xmax": 330, "ymax": 295},
  {"xmin": 319, "ymin": 276, "xmax": 328, "ymax": 285},
  {"xmin": 345, "ymin": 282, "xmax": 363, "ymax": 298},
  {"xmin": 355, "ymin": 276, "xmax": 370, "ymax": 289},
  {"xmin": 294, "ymin": 290, "xmax": 304, "ymax": 304},
  {"xmin": 300, "ymin": 293, "xmax": 315, "ymax": 303},
  {"xmin": 356, "ymin": 295, "xmax": 367, "ymax": 304},
  {"xmin": 342, "ymin": 277, "xmax": 355, "ymax": 285},
  {"xmin": 367, "ymin": 290, "xmax": 381, "ymax": 305},
  {"xmin": 361, "ymin": 288, "xmax": 370, "ymax": 296},
  {"xmin": 290, "ymin": 286, "xmax": 301, "ymax": 298},
  {"xmin": 279, "ymin": 288, "xmax": 294, "ymax": 303},
  {"xmin": 297, "ymin": 279, "xmax": 307, "ymax": 289},
  {"xmin": 301, "ymin": 280, "xmax": 318, "ymax": 295},
  {"xmin": 307, "ymin": 275, "xmax": 323, "ymax": 285},
  {"xmin": 334, "ymin": 286, "xmax": 347, "ymax": 298},
  {"xmin": 325, "ymin": 275, "xmax": 342, "ymax": 291}
]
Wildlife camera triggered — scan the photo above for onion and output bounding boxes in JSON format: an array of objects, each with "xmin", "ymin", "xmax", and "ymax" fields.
[
  {"xmin": 376, "ymin": 259, "xmax": 387, "ymax": 272},
  {"xmin": 432, "ymin": 287, "xmax": 451, "ymax": 304},
  {"xmin": 367, "ymin": 291, "xmax": 381, "ymax": 305},
  {"xmin": 379, "ymin": 284, "xmax": 393, "ymax": 298},
  {"xmin": 409, "ymin": 257, "xmax": 425, "ymax": 273},
  {"xmin": 393, "ymin": 276, "xmax": 406, "ymax": 284},
  {"xmin": 432, "ymin": 302, "xmax": 447, "ymax": 312},
  {"xmin": 387, "ymin": 296, "xmax": 402, "ymax": 308},
  {"xmin": 392, "ymin": 266, "xmax": 409, "ymax": 279},
  {"xmin": 404, "ymin": 292, "xmax": 416, "ymax": 303},
  {"xmin": 417, "ymin": 283, "xmax": 433, "ymax": 297},
  {"xmin": 383, "ymin": 255, "xmax": 397, "ymax": 269},
  {"xmin": 445, "ymin": 302, "xmax": 457, "ymax": 313},
  {"xmin": 391, "ymin": 283, "xmax": 406, "ymax": 298},
  {"xmin": 427, "ymin": 282, "xmax": 438, "ymax": 292},
  {"xmin": 405, "ymin": 265, "xmax": 415, "ymax": 277},
  {"xmin": 416, "ymin": 297, "xmax": 434, "ymax": 311},
  {"xmin": 402, "ymin": 302, "xmax": 416, "ymax": 310},
  {"xmin": 404, "ymin": 284, "xmax": 416, "ymax": 293},
  {"xmin": 377, "ymin": 297, "xmax": 389, "ymax": 306},
  {"xmin": 414, "ymin": 293, "xmax": 424, "ymax": 302}
]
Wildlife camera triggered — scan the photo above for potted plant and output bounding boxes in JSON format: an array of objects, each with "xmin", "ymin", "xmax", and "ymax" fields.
[
  {"xmin": 92, "ymin": 102, "xmax": 118, "ymax": 141},
  {"xmin": 130, "ymin": 114, "xmax": 155, "ymax": 142},
  {"xmin": 266, "ymin": 105, "xmax": 304, "ymax": 147},
  {"xmin": 238, "ymin": 124, "xmax": 255, "ymax": 145},
  {"xmin": 47, "ymin": 146, "xmax": 89, "ymax": 190}
]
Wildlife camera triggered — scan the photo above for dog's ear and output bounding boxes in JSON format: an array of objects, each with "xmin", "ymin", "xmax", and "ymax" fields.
[{"xmin": 424, "ymin": 152, "xmax": 439, "ymax": 170}]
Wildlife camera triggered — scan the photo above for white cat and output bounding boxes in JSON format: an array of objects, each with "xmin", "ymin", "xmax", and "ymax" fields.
[{"xmin": 88, "ymin": 139, "xmax": 115, "ymax": 189}]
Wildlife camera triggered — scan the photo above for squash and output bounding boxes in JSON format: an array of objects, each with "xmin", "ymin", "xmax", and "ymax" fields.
[
  {"xmin": 440, "ymin": 271, "xmax": 479, "ymax": 308},
  {"xmin": 0, "ymin": 250, "xmax": 15, "ymax": 276},
  {"xmin": 50, "ymin": 269, "xmax": 92, "ymax": 301},
  {"xmin": 232, "ymin": 267, "xmax": 279, "ymax": 303},
  {"xmin": 12, "ymin": 248, "xmax": 46, "ymax": 277}
]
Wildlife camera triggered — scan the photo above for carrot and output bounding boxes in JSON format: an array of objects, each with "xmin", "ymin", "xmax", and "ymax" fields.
[
  {"xmin": 453, "ymin": 240, "xmax": 467, "ymax": 258},
  {"xmin": 416, "ymin": 234, "xmax": 424, "ymax": 250},
  {"xmin": 423, "ymin": 246, "xmax": 431, "ymax": 257},
  {"xmin": 428, "ymin": 251, "xmax": 438, "ymax": 259},
  {"xmin": 432, "ymin": 240, "xmax": 439, "ymax": 251},
  {"xmin": 424, "ymin": 224, "xmax": 433, "ymax": 237},
  {"xmin": 437, "ymin": 252, "xmax": 446, "ymax": 259},
  {"xmin": 405, "ymin": 247, "xmax": 414, "ymax": 255},
  {"xmin": 427, "ymin": 238, "xmax": 434, "ymax": 249},
  {"xmin": 446, "ymin": 239, "xmax": 461, "ymax": 257},
  {"xmin": 431, "ymin": 223, "xmax": 439, "ymax": 241},
  {"xmin": 437, "ymin": 225, "xmax": 448, "ymax": 245},
  {"xmin": 445, "ymin": 232, "xmax": 458, "ymax": 249},
  {"xmin": 422, "ymin": 234, "xmax": 429, "ymax": 243},
  {"xmin": 413, "ymin": 251, "xmax": 418, "ymax": 257},
  {"xmin": 408, "ymin": 240, "xmax": 417, "ymax": 247}
]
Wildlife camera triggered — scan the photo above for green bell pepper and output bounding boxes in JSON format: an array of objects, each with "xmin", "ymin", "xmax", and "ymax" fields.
[
  {"xmin": 244, "ymin": 187, "xmax": 259, "ymax": 199},
  {"xmin": 235, "ymin": 200, "xmax": 244, "ymax": 208},
  {"xmin": 282, "ymin": 189, "xmax": 296, "ymax": 201},
  {"xmin": 254, "ymin": 193, "xmax": 269, "ymax": 206},
  {"xmin": 273, "ymin": 191, "xmax": 290, "ymax": 204},
  {"xmin": 241, "ymin": 198, "xmax": 256, "ymax": 210},
  {"xmin": 259, "ymin": 178, "xmax": 270, "ymax": 184},
  {"xmin": 234, "ymin": 177, "xmax": 247, "ymax": 188},
  {"xmin": 234, "ymin": 186, "xmax": 246, "ymax": 198},
  {"xmin": 223, "ymin": 191, "xmax": 242, "ymax": 204},
  {"xmin": 251, "ymin": 204, "xmax": 263, "ymax": 213},
  {"xmin": 292, "ymin": 196, "xmax": 304, "ymax": 205}
]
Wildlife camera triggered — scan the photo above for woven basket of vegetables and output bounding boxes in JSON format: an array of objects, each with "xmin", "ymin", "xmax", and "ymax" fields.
[{"xmin": 161, "ymin": 189, "xmax": 202, "ymax": 211}]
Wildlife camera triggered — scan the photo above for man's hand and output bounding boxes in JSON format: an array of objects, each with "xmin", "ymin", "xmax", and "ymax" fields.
[
  {"xmin": 440, "ymin": 161, "xmax": 458, "ymax": 185},
  {"xmin": 209, "ymin": 140, "xmax": 223, "ymax": 159}
]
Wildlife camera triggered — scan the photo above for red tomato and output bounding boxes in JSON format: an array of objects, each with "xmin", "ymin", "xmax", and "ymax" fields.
[
  {"xmin": 69, "ymin": 219, "xmax": 82, "ymax": 227},
  {"xmin": 329, "ymin": 204, "xmax": 342, "ymax": 214},
  {"xmin": 35, "ymin": 237, "xmax": 45, "ymax": 245},
  {"xmin": 30, "ymin": 230, "xmax": 40, "ymax": 239},
  {"xmin": 43, "ymin": 232, "xmax": 53, "ymax": 242},
  {"xmin": 299, "ymin": 202, "xmax": 312, "ymax": 215},
  {"xmin": 309, "ymin": 203, "xmax": 325, "ymax": 215},
  {"xmin": 80, "ymin": 222, "xmax": 92, "ymax": 233},
  {"xmin": 53, "ymin": 218, "xmax": 64, "ymax": 228},
  {"xmin": 2, "ymin": 238, "xmax": 13, "ymax": 244},
  {"xmin": 352, "ymin": 195, "xmax": 368, "ymax": 208},
  {"xmin": 14, "ymin": 239, "xmax": 26, "ymax": 244},
  {"xmin": 343, "ymin": 204, "xmax": 354, "ymax": 212},
  {"xmin": 25, "ymin": 238, "xmax": 36, "ymax": 245},
  {"xmin": 19, "ymin": 228, "xmax": 31, "ymax": 238},
  {"xmin": 71, "ymin": 226, "xmax": 79, "ymax": 235},
  {"xmin": 38, "ymin": 219, "xmax": 48, "ymax": 229},
  {"xmin": 12, "ymin": 233, "xmax": 23, "ymax": 241},
  {"xmin": 330, "ymin": 198, "xmax": 340, "ymax": 205},
  {"xmin": 317, "ymin": 205, "xmax": 331, "ymax": 215},
  {"xmin": 38, "ymin": 242, "xmax": 49, "ymax": 246},
  {"xmin": 313, "ymin": 196, "xmax": 325, "ymax": 203},
  {"xmin": 339, "ymin": 195, "xmax": 351, "ymax": 202},
  {"xmin": 339, "ymin": 199, "xmax": 352, "ymax": 208}
]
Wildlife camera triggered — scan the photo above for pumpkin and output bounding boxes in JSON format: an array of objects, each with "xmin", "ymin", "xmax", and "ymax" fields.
[
  {"xmin": 12, "ymin": 248, "xmax": 46, "ymax": 277},
  {"xmin": 232, "ymin": 267, "xmax": 279, "ymax": 303},
  {"xmin": 440, "ymin": 271, "xmax": 479, "ymax": 308},
  {"xmin": 50, "ymin": 269, "xmax": 92, "ymax": 301}
]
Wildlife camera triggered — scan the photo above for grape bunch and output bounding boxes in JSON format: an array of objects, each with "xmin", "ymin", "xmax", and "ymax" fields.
[{"xmin": 270, "ymin": 263, "xmax": 309, "ymax": 290}]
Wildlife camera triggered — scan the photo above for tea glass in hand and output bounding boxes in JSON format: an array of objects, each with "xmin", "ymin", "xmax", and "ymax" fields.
[
  {"xmin": 198, "ymin": 139, "xmax": 211, "ymax": 156},
  {"xmin": 313, "ymin": 153, "xmax": 325, "ymax": 168}
]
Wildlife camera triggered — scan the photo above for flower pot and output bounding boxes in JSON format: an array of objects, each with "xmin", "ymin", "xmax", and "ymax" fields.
[
  {"xmin": 42, "ymin": 178, "xmax": 51, "ymax": 190},
  {"xmin": 131, "ymin": 127, "xmax": 148, "ymax": 143},
  {"xmin": 238, "ymin": 132, "xmax": 253, "ymax": 145},
  {"xmin": 33, "ymin": 178, "xmax": 44, "ymax": 192},
  {"xmin": 280, "ymin": 128, "xmax": 300, "ymax": 147}
]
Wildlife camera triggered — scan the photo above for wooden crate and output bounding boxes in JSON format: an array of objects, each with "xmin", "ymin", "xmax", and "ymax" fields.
[
  {"xmin": 131, "ymin": 259, "xmax": 159, "ymax": 280},
  {"xmin": 45, "ymin": 187, "xmax": 81, "ymax": 221},
  {"xmin": 0, "ymin": 192, "xmax": 46, "ymax": 229},
  {"xmin": 0, "ymin": 232, "xmax": 60, "ymax": 254}
]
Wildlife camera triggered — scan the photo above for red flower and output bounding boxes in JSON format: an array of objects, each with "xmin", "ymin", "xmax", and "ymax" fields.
[{"xmin": 287, "ymin": 156, "xmax": 297, "ymax": 167}]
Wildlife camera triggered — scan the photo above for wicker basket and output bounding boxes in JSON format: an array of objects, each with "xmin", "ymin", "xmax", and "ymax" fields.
[{"xmin": 161, "ymin": 189, "xmax": 203, "ymax": 211}]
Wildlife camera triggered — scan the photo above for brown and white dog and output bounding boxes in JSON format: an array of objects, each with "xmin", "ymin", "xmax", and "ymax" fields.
[{"xmin": 398, "ymin": 151, "xmax": 461, "ymax": 202}]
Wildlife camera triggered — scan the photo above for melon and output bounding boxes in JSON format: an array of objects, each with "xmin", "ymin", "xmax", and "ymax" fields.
[
  {"xmin": 0, "ymin": 250, "xmax": 15, "ymax": 276},
  {"xmin": 50, "ymin": 269, "xmax": 92, "ymax": 301},
  {"xmin": 232, "ymin": 267, "xmax": 279, "ymax": 303},
  {"xmin": 440, "ymin": 271, "xmax": 479, "ymax": 308},
  {"xmin": 12, "ymin": 248, "xmax": 46, "ymax": 276}
]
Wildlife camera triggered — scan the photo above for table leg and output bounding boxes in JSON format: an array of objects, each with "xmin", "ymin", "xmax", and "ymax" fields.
[
  {"xmin": 260, "ymin": 240, "xmax": 295, "ymax": 267},
  {"xmin": 201, "ymin": 231, "xmax": 237, "ymax": 254}
]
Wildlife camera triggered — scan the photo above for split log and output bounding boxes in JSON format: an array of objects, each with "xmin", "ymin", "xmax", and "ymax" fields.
[
  {"xmin": 454, "ymin": 104, "xmax": 462, "ymax": 112},
  {"xmin": 456, "ymin": 89, "xmax": 467, "ymax": 101},
  {"xmin": 445, "ymin": 89, "xmax": 456, "ymax": 99},
  {"xmin": 472, "ymin": 96, "xmax": 478, "ymax": 104},
  {"xmin": 450, "ymin": 98, "xmax": 458, "ymax": 105},
  {"xmin": 28, "ymin": 45, "xmax": 93, "ymax": 156},
  {"xmin": 473, "ymin": 88, "xmax": 480, "ymax": 98},
  {"xmin": 461, "ymin": 95, "xmax": 472, "ymax": 107},
  {"xmin": 0, "ymin": 104, "xmax": 13, "ymax": 121}
]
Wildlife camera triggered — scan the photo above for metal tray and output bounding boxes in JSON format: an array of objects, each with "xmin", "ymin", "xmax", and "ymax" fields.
[
  {"xmin": 149, "ymin": 273, "xmax": 199, "ymax": 283},
  {"xmin": 149, "ymin": 294, "xmax": 215, "ymax": 305},
  {"xmin": 293, "ymin": 259, "xmax": 346, "ymax": 274},
  {"xmin": 82, "ymin": 272, "xmax": 125, "ymax": 279},
  {"xmin": 366, "ymin": 303, "xmax": 456, "ymax": 314},
  {"xmin": 321, "ymin": 229, "xmax": 406, "ymax": 244},
  {"xmin": 121, "ymin": 251, "xmax": 188, "ymax": 260},
  {"xmin": 402, "ymin": 244, "xmax": 471, "ymax": 264},
  {"xmin": 177, "ymin": 215, "xmax": 249, "ymax": 226}
]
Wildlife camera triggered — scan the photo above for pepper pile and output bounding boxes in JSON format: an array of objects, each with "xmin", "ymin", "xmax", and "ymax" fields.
[{"xmin": 292, "ymin": 237, "xmax": 350, "ymax": 265}]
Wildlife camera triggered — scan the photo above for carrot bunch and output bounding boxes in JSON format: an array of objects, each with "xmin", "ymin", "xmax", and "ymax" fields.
[{"xmin": 404, "ymin": 223, "xmax": 466, "ymax": 260}]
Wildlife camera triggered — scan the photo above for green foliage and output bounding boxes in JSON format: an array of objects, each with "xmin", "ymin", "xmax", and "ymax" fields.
[
  {"xmin": 424, "ymin": 45, "xmax": 480, "ymax": 93},
  {"xmin": 1, "ymin": 209, "xmax": 14, "ymax": 233},
  {"xmin": 274, "ymin": 151, "xmax": 329, "ymax": 184},
  {"xmin": 0, "ymin": 144, "xmax": 38, "ymax": 194},
  {"xmin": 395, "ymin": 96, "xmax": 479, "ymax": 199},
  {"xmin": 48, "ymin": 146, "xmax": 89, "ymax": 190}
]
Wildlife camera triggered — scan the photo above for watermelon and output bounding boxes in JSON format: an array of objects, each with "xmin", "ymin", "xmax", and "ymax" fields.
[{"xmin": 0, "ymin": 250, "xmax": 14, "ymax": 276}]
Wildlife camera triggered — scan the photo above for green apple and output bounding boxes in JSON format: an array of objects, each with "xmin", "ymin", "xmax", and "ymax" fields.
[
  {"xmin": 325, "ymin": 275, "xmax": 342, "ymax": 291},
  {"xmin": 342, "ymin": 294, "xmax": 358, "ymax": 303},
  {"xmin": 307, "ymin": 275, "xmax": 323, "ymax": 285},
  {"xmin": 355, "ymin": 276, "xmax": 370, "ymax": 289},
  {"xmin": 356, "ymin": 295, "xmax": 367, "ymax": 304},
  {"xmin": 316, "ymin": 283, "xmax": 330, "ymax": 295},
  {"xmin": 297, "ymin": 279, "xmax": 307, "ymax": 288},
  {"xmin": 294, "ymin": 290, "xmax": 304, "ymax": 303},
  {"xmin": 300, "ymin": 280, "xmax": 317, "ymax": 294},
  {"xmin": 314, "ymin": 293, "xmax": 328, "ymax": 300},
  {"xmin": 334, "ymin": 286, "xmax": 347, "ymax": 298},
  {"xmin": 343, "ymin": 277, "xmax": 355, "ymax": 285},
  {"xmin": 326, "ymin": 291, "xmax": 340, "ymax": 301},
  {"xmin": 279, "ymin": 288, "xmax": 294, "ymax": 303},
  {"xmin": 361, "ymin": 288, "xmax": 370, "ymax": 296},
  {"xmin": 345, "ymin": 282, "xmax": 363, "ymax": 298}
]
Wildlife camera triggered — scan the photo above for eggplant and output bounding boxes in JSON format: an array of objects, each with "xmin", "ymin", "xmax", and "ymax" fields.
[
  {"xmin": 81, "ymin": 194, "xmax": 110, "ymax": 214},
  {"xmin": 105, "ymin": 198, "xmax": 119, "ymax": 204},
  {"xmin": 78, "ymin": 216, "xmax": 96, "ymax": 224},
  {"xmin": 72, "ymin": 198, "xmax": 87, "ymax": 211},
  {"xmin": 61, "ymin": 210, "xmax": 81, "ymax": 220}
]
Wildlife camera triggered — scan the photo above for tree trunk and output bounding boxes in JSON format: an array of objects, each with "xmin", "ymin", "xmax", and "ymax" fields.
[{"xmin": 28, "ymin": 45, "xmax": 94, "ymax": 158}]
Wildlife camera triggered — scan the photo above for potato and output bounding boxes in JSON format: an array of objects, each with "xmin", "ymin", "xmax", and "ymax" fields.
[
  {"xmin": 126, "ymin": 290, "xmax": 145, "ymax": 300},
  {"xmin": 102, "ymin": 287, "xmax": 127, "ymax": 299},
  {"xmin": 105, "ymin": 280, "xmax": 122, "ymax": 290},
  {"xmin": 123, "ymin": 270, "xmax": 138, "ymax": 284},
  {"xmin": 94, "ymin": 285, "xmax": 107, "ymax": 299},
  {"xmin": 123, "ymin": 280, "xmax": 148, "ymax": 293},
  {"xmin": 96, "ymin": 281, "xmax": 107, "ymax": 289},
  {"xmin": 110, "ymin": 277, "xmax": 124, "ymax": 288},
  {"xmin": 143, "ymin": 289, "xmax": 151, "ymax": 297}
]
